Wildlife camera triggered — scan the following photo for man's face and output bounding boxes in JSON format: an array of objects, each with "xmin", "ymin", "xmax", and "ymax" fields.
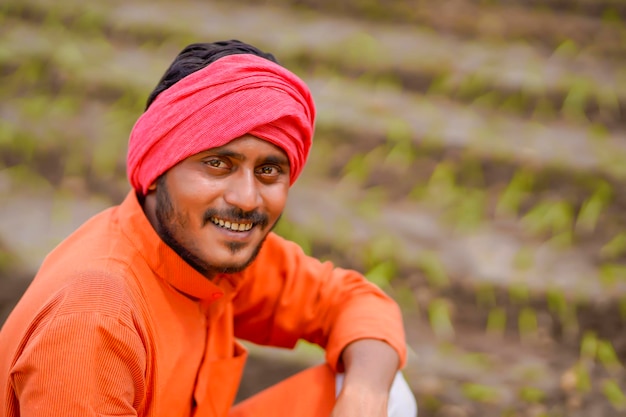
[{"xmin": 144, "ymin": 134, "xmax": 290, "ymax": 276}]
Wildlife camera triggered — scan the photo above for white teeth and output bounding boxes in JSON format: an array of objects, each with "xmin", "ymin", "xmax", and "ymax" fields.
[{"xmin": 211, "ymin": 217, "xmax": 253, "ymax": 232}]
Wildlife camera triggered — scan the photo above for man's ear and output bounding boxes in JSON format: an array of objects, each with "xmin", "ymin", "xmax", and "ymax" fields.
[{"xmin": 147, "ymin": 182, "xmax": 157, "ymax": 191}]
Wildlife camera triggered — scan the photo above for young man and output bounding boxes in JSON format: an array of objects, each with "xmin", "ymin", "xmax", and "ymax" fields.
[{"xmin": 0, "ymin": 40, "xmax": 417, "ymax": 417}]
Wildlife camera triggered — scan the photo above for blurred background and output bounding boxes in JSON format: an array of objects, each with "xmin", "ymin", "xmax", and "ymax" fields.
[{"xmin": 1, "ymin": 0, "xmax": 625, "ymax": 415}]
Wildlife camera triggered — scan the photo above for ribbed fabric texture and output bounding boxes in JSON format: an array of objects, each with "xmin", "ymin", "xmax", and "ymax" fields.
[
  {"xmin": 126, "ymin": 54, "xmax": 316, "ymax": 194},
  {"xmin": 0, "ymin": 192, "xmax": 406, "ymax": 416}
]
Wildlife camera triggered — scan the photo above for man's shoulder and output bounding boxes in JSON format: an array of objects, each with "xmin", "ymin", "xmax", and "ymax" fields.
[{"xmin": 20, "ymin": 258, "xmax": 140, "ymax": 325}]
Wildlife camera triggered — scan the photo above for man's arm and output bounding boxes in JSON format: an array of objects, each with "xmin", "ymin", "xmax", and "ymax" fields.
[
  {"xmin": 331, "ymin": 339, "xmax": 400, "ymax": 417},
  {"xmin": 232, "ymin": 233, "xmax": 407, "ymax": 370},
  {"xmin": 9, "ymin": 312, "xmax": 146, "ymax": 416}
]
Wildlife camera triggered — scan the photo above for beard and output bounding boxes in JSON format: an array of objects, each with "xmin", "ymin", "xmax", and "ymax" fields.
[{"xmin": 153, "ymin": 177, "xmax": 276, "ymax": 277}]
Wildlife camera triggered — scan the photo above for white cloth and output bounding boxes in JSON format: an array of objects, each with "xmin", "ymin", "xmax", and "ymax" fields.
[{"xmin": 335, "ymin": 371, "xmax": 418, "ymax": 417}]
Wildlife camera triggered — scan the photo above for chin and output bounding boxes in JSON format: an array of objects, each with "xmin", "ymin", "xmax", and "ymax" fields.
[
  {"xmin": 204, "ymin": 246, "xmax": 262, "ymax": 275},
  {"xmin": 205, "ymin": 258, "xmax": 255, "ymax": 274}
]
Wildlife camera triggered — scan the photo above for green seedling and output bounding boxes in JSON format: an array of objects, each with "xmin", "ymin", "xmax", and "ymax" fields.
[
  {"xmin": 329, "ymin": 217, "xmax": 354, "ymax": 253},
  {"xmin": 518, "ymin": 386, "xmax": 546, "ymax": 404},
  {"xmin": 91, "ymin": 140, "xmax": 123, "ymax": 178},
  {"xmin": 17, "ymin": 59, "xmax": 48, "ymax": 89},
  {"xmin": 553, "ymin": 39, "xmax": 578, "ymax": 59},
  {"xmin": 365, "ymin": 260, "xmax": 396, "ymax": 289},
  {"xmin": 588, "ymin": 123, "xmax": 610, "ymax": 143},
  {"xmin": 384, "ymin": 117, "xmax": 415, "ymax": 170},
  {"xmin": 373, "ymin": 73, "xmax": 402, "ymax": 93},
  {"xmin": 294, "ymin": 339, "xmax": 325, "ymax": 358},
  {"xmin": 472, "ymin": 91, "xmax": 500, "ymax": 108},
  {"xmin": 425, "ymin": 162, "xmax": 457, "ymax": 208},
  {"xmin": 521, "ymin": 199, "xmax": 574, "ymax": 238},
  {"xmin": 60, "ymin": 150, "xmax": 84, "ymax": 181},
  {"xmin": 355, "ymin": 186, "xmax": 387, "ymax": 220},
  {"xmin": 460, "ymin": 351, "xmax": 493, "ymax": 371},
  {"xmin": 602, "ymin": 7, "xmax": 623, "ymax": 23},
  {"xmin": 385, "ymin": 117, "xmax": 412, "ymax": 146},
  {"xmin": 462, "ymin": 157, "xmax": 485, "ymax": 186},
  {"xmin": 500, "ymin": 93, "xmax": 528, "ymax": 114},
  {"xmin": 602, "ymin": 379, "xmax": 626, "ymax": 410},
  {"xmin": 547, "ymin": 231, "xmax": 574, "ymax": 249},
  {"xmin": 456, "ymin": 73, "xmax": 488, "ymax": 101},
  {"xmin": 495, "ymin": 170, "xmax": 534, "ymax": 218},
  {"xmin": 575, "ymin": 182, "xmax": 612, "ymax": 234},
  {"xmin": 273, "ymin": 219, "xmax": 312, "ymax": 255},
  {"xmin": 546, "ymin": 288, "xmax": 568, "ymax": 319},
  {"xmin": 50, "ymin": 189, "xmax": 77, "ymax": 224},
  {"xmin": 580, "ymin": 331, "xmax": 598, "ymax": 361},
  {"xmin": 428, "ymin": 298, "xmax": 455, "ymax": 340},
  {"xmin": 596, "ymin": 85, "xmax": 620, "ymax": 121},
  {"xmin": 420, "ymin": 395, "xmax": 442, "ymax": 414},
  {"xmin": 562, "ymin": 78, "xmax": 591, "ymax": 122},
  {"xmin": 475, "ymin": 283, "xmax": 496, "ymax": 308},
  {"xmin": 18, "ymin": 94, "xmax": 51, "ymax": 120},
  {"xmin": 597, "ymin": 340, "xmax": 623, "ymax": 374},
  {"xmin": 0, "ymin": 248, "xmax": 16, "ymax": 271},
  {"xmin": 366, "ymin": 233, "xmax": 401, "ymax": 266},
  {"xmin": 393, "ymin": 285, "xmax": 419, "ymax": 311},
  {"xmin": 574, "ymin": 361, "xmax": 592, "ymax": 392},
  {"xmin": 415, "ymin": 251, "xmax": 449, "ymax": 289},
  {"xmin": 461, "ymin": 383, "xmax": 500, "ymax": 404},
  {"xmin": 71, "ymin": 9, "xmax": 106, "ymax": 36},
  {"xmin": 532, "ymin": 97, "xmax": 557, "ymax": 120},
  {"xmin": 342, "ymin": 153, "xmax": 370, "ymax": 184},
  {"xmin": 600, "ymin": 233, "xmax": 626, "ymax": 260},
  {"xmin": 4, "ymin": 164, "xmax": 50, "ymax": 191},
  {"xmin": 486, "ymin": 307, "xmax": 507, "ymax": 337},
  {"xmin": 512, "ymin": 246, "xmax": 534, "ymax": 271},
  {"xmin": 42, "ymin": 9, "xmax": 66, "ymax": 33},
  {"xmin": 518, "ymin": 307, "xmax": 538, "ymax": 342},
  {"xmin": 427, "ymin": 72, "xmax": 452, "ymax": 96},
  {"xmin": 343, "ymin": 31, "xmax": 384, "ymax": 66},
  {"xmin": 384, "ymin": 141, "xmax": 415, "ymax": 172},
  {"xmin": 0, "ymin": 120, "xmax": 19, "ymax": 149},
  {"xmin": 509, "ymin": 281, "xmax": 529, "ymax": 305},
  {"xmin": 50, "ymin": 95, "xmax": 81, "ymax": 119},
  {"xmin": 450, "ymin": 188, "xmax": 486, "ymax": 232},
  {"xmin": 599, "ymin": 264, "xmax": 626, "ymax": 288}
]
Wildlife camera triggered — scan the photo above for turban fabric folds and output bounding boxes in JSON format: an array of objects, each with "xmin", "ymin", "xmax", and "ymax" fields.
[{"xmin": 127, "ymin": 54, "xmax": 316, "ymax": 195}]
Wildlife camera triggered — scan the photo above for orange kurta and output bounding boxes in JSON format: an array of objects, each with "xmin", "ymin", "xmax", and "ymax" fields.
[{"xmin": 0, "ymin": 191, "xmax": 406, "ymax": 417}]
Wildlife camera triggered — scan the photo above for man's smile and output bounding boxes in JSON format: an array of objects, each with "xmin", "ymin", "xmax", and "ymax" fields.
[{"xmin": 210, "ymin": 217, "xmax": 254, "ymax": 232}]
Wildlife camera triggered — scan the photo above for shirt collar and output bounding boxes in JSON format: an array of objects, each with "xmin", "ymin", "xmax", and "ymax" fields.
[{"xmin": 117, "ymin": 191, "xmax": 227, "ymax": 301}]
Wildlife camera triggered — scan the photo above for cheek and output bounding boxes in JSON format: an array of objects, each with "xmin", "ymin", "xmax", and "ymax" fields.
[{"xmin": 264, "ymin": 186, "xmax": 289, "ymax": 214}]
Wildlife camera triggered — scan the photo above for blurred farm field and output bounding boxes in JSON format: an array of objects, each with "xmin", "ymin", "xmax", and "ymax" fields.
[{"xmin": 1, "ymin": 0, "xmax": 626, "ymax": 415}]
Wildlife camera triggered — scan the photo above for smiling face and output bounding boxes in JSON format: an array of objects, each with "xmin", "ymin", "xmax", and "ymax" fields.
[{"xmin": 142, "ymin": 134, "xmax": 290, "ymax": 277}]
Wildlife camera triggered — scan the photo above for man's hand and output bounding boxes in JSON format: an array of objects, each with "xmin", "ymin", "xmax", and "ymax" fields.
[{"xmin": 330, "ymin": 339, "xmax": 400, "ymax": 417}]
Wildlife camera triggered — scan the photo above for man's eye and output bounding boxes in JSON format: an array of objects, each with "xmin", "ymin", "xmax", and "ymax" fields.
[
  {"xmin": 257, "ymin": 165, "xmax": 280, "ymax": 176},
  {"xmin": 205, "ymin": 159, "xmax": 226, "ymax": 168}
]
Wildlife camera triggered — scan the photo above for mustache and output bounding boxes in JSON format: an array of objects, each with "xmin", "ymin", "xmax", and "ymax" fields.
[{"xmin": 203, "ymin": 207, "xmax": 269, "ymax": 228}]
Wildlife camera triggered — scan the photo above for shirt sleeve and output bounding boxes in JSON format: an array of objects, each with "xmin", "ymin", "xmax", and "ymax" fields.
[
  {"xmin": 10, "ymin": 312, "xmax": 147, "ymax": 416},
  {"xmin": 231, "ymin": 233, "xmax": 407, "ymax": 371}
]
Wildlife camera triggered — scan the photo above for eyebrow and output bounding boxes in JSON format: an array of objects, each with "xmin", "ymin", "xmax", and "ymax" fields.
[{"xmin": 208, "ymin": 149, "xmax": 289, "ymax": 167}]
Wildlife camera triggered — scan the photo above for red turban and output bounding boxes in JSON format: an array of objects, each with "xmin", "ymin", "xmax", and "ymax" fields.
[{"xmin": 127, "ymin": 54, "xmax": 316, "ymax": 195}]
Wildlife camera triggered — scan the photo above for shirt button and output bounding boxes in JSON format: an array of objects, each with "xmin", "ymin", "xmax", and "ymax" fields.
[{"xmin": 211, "ymin": 292, "xmax": 223, "ymax": 300}]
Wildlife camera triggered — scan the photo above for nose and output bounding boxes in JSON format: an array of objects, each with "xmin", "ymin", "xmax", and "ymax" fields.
[{"xmin": 223, "ymin": 169, "xmax": 262, "ymax": 212}]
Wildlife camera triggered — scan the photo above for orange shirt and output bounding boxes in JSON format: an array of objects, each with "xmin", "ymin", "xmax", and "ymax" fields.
[{"xmin": 0, "ymin": 191, "xmax": 406, "ymax": 417}]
